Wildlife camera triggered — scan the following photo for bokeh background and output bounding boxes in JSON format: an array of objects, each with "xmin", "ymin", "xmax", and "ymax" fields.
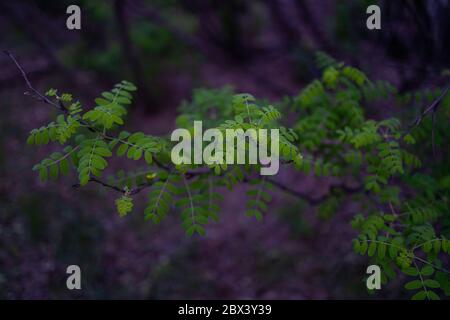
[{"xmin": 0, "ymin": 0, "xmax": 449, "ymax": 299}]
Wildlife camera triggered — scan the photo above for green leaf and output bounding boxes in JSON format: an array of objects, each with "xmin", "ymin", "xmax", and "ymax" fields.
[
  {"xmin": 117, "ymin": 143, "xmax": 128, "ymax": 156},
  {"xmin": 353, "ymin": 239, "xmax": 360, "ymax": 253},
  {"xmin": 144, "ymin": 151, "xmax": 153, "ymax": 164},
  {"xmin": 433, "ymin": 240, "xmax": 441, "ymax": 254},
  {"xmin": 423, "ymin": 241, "xmax": 432, "ymax": 253},
  {"xmin": 95, "ymin": 98, "xmax": 110, "ymax": 106},
  {"xmin": 377, "ymin": 242, "xmax": 386, "ymax": 259},
  {"xmin": 389, "ymin": 244, "xmax": 399, "ymax": 259},
  {"xmin": 421, "ymin": 266, "xmax": 434, "ymax": 277},
  {"xmin": 133, "ymin": 148, "xmax": 142, "ymax": 160},
  {"xmin": 368, "ymin": 241, "xmax": 376, "ymax": 257},
  {"xmin": 60, "ymin": 158, "xmax": 69, "ymax": 176},
  {"xmin": 402, "ymin": 267, "xmax": 419, "ymax": 276},
  {"xmin": 404, "ymin": 280, "xmax": 422, "ymax": 290},
  {"xmin": 39, "ymin": 167, "xmax": 47, "ymax": 182},
  {"xmin": 411, "ymin": 291, "xmax": 427, "ymax": 300},
  {"xmin": 194, "ymin": 224, "xmax": 206, "ymax": 236},
  {"xmin": 360, "ymin": 241, "xmax": 368, "ymax": 255},
  {"xmin": 245, "ymin": 209, "xmax": 262, "ymax": 221},
  {"xmin": 427, "ymin": 290, "xmax": 440, "ymax": 300},
  {"xmin": 127, "ymin": 147, "xmax": 136, "ymax": 159},
  {"xmin": 424, "ymin": 279, "xmax": 440, "ymax": 289},
  {"xmin": 49, "ymin": 164, "xmax": 59, "ymax": 180},
  {"xmin": 186, "ymin": 225, "xmax": 196, "ymax": 237},
  {"xmin": 95, "ymin": 147, "xmax": 112, "ymax": 157}
]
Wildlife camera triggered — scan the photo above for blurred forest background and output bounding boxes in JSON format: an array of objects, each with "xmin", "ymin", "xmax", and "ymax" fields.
[{"xmin": 0, "ymin": 0, "xmax": 449, "ymax": 299}]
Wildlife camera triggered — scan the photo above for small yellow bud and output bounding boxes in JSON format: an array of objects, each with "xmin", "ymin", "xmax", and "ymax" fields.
[{"xmin": 146, "ymin": 172, "xmax": 157, "ymax": 180}]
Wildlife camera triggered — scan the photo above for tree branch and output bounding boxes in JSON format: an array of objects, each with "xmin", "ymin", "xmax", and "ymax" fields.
[
  {"xmin": 266, "ymin": 177, "xmax": 363, "ymax": 205},
  {"xmin": 6, "ymin": 50, "xmax": 363, "ymax": 205},
  {"xmin": 72, "ymin": 177, "xmax": 125, "ymax": 194},
  {"xmin": 407, "ymin": 84, "xmax": 449, "ymax": 155},
  {"xmin": 2, "ymin": 50, "xmax": 66, "ymax": 112},
  {"xmin": 408, "ymin": 85, "xmax": 449, "ymax": 130}
]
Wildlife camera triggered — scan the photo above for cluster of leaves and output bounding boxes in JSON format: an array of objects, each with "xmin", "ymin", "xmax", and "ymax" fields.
[
  {"xmin": 246, "ymin": 178, "xmax": 272, "ymax": 221},
  {"xmin": 25, "ymin": 52, "xmax": 449, "ymax": 299},
  {"xmin": 116, "ymin": 194, "xmax": 133, "ymax": 217},
  {"xmin": 292, "ymin": 52, "xmax": 450, "ymax": 299}
]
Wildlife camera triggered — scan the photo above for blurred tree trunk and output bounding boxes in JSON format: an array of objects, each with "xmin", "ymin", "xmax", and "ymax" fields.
[
  {"xmin": 382, "ymin": 0, "xmax": 450, "ymax": 90},
  {"xmin": 114, "ymin": 0, "xmax": 155, "ymax": 110}
]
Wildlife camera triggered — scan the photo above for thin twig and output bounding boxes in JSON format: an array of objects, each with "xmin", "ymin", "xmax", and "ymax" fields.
[
  {"xmin": 3, "ymin": 50, "xmax": 102, "ymax": 136},
  {"xmin": 414, "ymin": 256, "xmax": 450, "ymax": 275},
  {"xmin": 407, "ymin": 85, "xmax": 449, "ymax": 132},
  {"xmin": 405, "ymin": 84, "xmax": 449, "ymax": 156},
  {"xmin": 72, "ymin": 176, "xmax": 155, "ymax": 195},
  {"xmin": 3, "ymin": 50, "xmax": 66, "ymax": 112},
  {"xmin": 413, "ymin": 259, "xmax": 429, "ymax": 300},
  {"xmin": 72, "ymin": 177, "xmax": 124, "ymax": 194}
]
